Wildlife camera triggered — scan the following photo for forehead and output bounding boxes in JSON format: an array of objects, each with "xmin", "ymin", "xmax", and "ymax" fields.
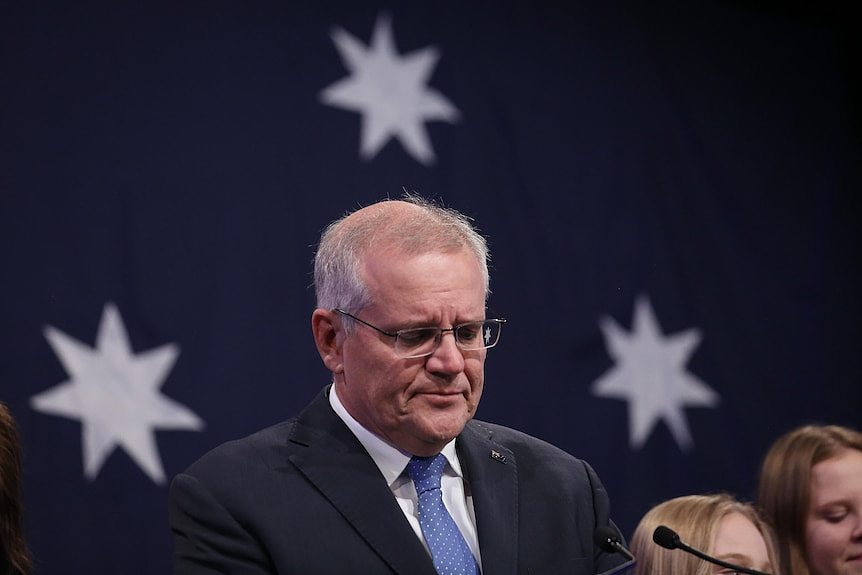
[
  {"xmin": 713, "ymin": 512, "xmax": 761, "ymax": 549},
  {"xmin": 712, "ymin": 512, "xmax": 769, "ymax": 563},
  {"xmin": 810, "ymin": 449, "xmax": 862, "ymax": 503},
  {"xmin": 361, "ymin": 247, "xmax": 485, "ymax": 312}
]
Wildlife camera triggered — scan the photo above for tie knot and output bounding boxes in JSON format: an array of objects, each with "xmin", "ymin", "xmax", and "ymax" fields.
[{"xmin": 407, "ymin": 454, "xmax": 447, "ymax": 492}]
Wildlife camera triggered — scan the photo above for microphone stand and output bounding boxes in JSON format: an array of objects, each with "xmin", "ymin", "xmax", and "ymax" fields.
[{"xmin": 595, "ymin": 526, "xmax": 637, "ymax": 575}]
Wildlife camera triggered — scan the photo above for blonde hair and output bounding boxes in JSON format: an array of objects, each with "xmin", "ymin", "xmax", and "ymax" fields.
[
  {"xmin": 758, "ymin": 424, "xmax": 862, "ymax": 575},
  {"xmin": 631, "ymin": 494, "xmax": 777, "ymax": 575}
]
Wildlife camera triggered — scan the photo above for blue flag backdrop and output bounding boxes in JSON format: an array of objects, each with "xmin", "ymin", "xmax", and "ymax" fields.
[{"xmin": 1, "ymin": 2, "xmax": 859, "ymax": 573}]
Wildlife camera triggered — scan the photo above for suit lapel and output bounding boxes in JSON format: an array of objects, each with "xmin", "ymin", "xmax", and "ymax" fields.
[
  {"xmin": 458, "ymin": 421, "xmax": 519, "ymax": 575},
  {"xmin": 286, "ymin": 389, "xmax": 438, "ymax": 575}
]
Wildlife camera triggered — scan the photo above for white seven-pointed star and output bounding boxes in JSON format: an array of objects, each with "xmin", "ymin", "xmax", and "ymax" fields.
[
  {"xmin": 319, "ymin": 13, "xmax": 460, "ymax": 165},
  {"xmin": 30, "ymin": 302, "xmax": 204, "ymax": 484},
  {"xmin": 591, "ymin": 296, "xmax": 719, "ymax": 451}
]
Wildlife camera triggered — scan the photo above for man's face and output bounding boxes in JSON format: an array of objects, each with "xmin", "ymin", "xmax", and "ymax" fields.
[{"xmin": 335, "ymin": 247, "xmax": 487, "ymax": 456}]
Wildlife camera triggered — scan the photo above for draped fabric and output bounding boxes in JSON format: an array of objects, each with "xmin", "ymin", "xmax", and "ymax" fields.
[{"xmin": 0, "ymin": 2, "xmax": 858, "ymax": 573}]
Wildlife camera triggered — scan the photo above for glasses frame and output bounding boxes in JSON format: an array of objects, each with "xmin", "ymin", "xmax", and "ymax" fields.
[{"xmin": 332, "ymin": 308, "xmax": 506, "ymax": 359}]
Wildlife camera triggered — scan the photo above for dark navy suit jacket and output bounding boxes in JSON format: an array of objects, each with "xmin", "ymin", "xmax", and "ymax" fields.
[{"xmin": 169, "ymin": 387, "xmax": 627, "ymax": 574}]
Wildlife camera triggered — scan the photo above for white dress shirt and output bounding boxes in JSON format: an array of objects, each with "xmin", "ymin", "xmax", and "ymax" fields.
[{"xmin": 329, "ymin": 383, "xmax": 482, "ymax": 568}]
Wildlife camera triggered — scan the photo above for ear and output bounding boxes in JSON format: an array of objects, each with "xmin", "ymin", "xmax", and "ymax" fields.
[{"xmin": 312, "ymin": 308, "xmax": 344, "ymax": 374}]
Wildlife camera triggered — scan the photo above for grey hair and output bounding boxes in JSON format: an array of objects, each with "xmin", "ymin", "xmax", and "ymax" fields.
[{"xmin": 313, "ymin": 194, "xmax": 490, "ymax": 315}]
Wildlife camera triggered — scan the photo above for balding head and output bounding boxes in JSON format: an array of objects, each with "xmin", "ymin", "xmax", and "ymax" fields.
[{"xmin": 313, "ymin": 196, "xmax": 490, "ymax": 313}]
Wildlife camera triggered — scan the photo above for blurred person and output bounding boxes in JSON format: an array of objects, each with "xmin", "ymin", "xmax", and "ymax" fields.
[
  {"xmin": 169, "ymin": 196, "xmax": 628, "ymax": 574},
  {"xmin": 630, "ymin": 493, "xmax": 777, "ymax": 575},
  {"xmin": 1, "ymin": 402, "xmax": 32, "ymax": 575},
  {"xmin": 759, "ymin": 424, "xmax": 862, "ymax": 575}
]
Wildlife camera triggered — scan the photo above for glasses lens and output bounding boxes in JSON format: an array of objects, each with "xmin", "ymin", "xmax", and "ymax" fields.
[
  {"xmin": 456, "ymin": 320, "xmax": 501, "ymax": 350},
  {"xmin": 395, "ymin": 328, "xmax": 440, "ymax": 357}
]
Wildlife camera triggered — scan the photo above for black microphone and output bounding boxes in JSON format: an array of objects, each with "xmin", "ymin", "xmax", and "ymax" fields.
[
  {"xmin": 652, "ymin": 525, "xmax": 772, "ymax": 575},
  {"xmin": 594, "ymin": 526, "xmax": 636, "ymax": 575}
]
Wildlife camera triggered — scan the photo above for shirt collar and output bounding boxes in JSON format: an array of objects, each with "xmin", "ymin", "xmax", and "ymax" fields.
[{"xmin": 329, "ymin": 383, "xmax": 463, "ymax": 487}]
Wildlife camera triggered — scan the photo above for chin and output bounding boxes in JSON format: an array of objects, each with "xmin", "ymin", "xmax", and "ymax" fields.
[
  {"xmin": 412, "ymin": 412, "xmax": 465, "ymax": 439},
  {"xmin": 431, "ymin": 419, "xmax": 471, "ymax": 441}
]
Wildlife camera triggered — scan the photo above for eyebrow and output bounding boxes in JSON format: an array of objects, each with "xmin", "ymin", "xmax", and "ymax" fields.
[
  {"xmin": 715, "ymin": 553, "xmax": 751, "ymax": 566},
  {"xmin": 812, "ymin": 501, "xmax": 851, "ymax": 513},
  {"xmin": 813, "ymin": 498, "xmax": 852, "ymax": 507},
  {"xmin": 715, "ymin": 553, "xmax": 772, "ymax": 572}
]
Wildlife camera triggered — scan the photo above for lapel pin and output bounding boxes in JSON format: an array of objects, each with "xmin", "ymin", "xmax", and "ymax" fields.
[{"xmin": 490, "ymin": 449, "xmax": 507, "ymax": 464}]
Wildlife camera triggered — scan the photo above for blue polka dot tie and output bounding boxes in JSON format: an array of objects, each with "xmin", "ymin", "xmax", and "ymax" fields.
[{"xmin": 407, "ymin": 454, "xmax": 480, "ymax": 575}]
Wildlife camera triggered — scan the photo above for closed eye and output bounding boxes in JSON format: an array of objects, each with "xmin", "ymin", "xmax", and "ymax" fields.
[
  {"xmin": 456, "ymin": 325, "xmax": 481, "ymax": 341},
  {"xmin": 816, "ymin": 505, "xmax": 850, "ymax": 523},
  {"xmin": 397, "ymin": 328, "xmax": 437, "ymax": 347}
]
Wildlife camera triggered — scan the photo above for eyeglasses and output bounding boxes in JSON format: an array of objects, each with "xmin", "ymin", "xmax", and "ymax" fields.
[{"xmin": 333, "ymin": 308, "xmax": 506, "ymax": 359}]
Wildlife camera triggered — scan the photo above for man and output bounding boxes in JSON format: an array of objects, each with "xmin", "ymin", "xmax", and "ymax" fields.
[{"xmin": 170, "ymin": 196, "xmax": 627, "ymax": 574}]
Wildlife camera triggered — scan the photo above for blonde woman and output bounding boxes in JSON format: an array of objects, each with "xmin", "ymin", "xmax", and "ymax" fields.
[{"xmin": 631, "ymin": 494, "xmax": 777, "ymax": 575}]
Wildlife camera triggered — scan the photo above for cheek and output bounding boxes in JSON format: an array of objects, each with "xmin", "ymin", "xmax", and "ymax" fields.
[
  {"xmin": 383, "ymin": 363, "xmax": 425, "ymax": 397},
  {"xmin": 806, "ymin": 523, "xmax": 843, "ymax": 566},
  {"xmin": 465, "ymin": 359, "xmax": 485, "ymax": 393}
]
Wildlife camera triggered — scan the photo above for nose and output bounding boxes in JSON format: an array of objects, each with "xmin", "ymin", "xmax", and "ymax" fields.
[
  {"xmin": 852, "ymin": 515, "xmax": 862, "ymax": 540},
  {"xmin": 425, "ymin": 330, "xmax": 465, "ymax": 377}
]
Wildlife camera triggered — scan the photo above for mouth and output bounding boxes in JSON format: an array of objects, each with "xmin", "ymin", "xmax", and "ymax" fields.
[
  {"xmin": 416, "ymin": 390, "xmax": 467, "ymax": 404},
  {"xmin": 419, "ymin": 390, "xmax": 465, "ymax": 397}
]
